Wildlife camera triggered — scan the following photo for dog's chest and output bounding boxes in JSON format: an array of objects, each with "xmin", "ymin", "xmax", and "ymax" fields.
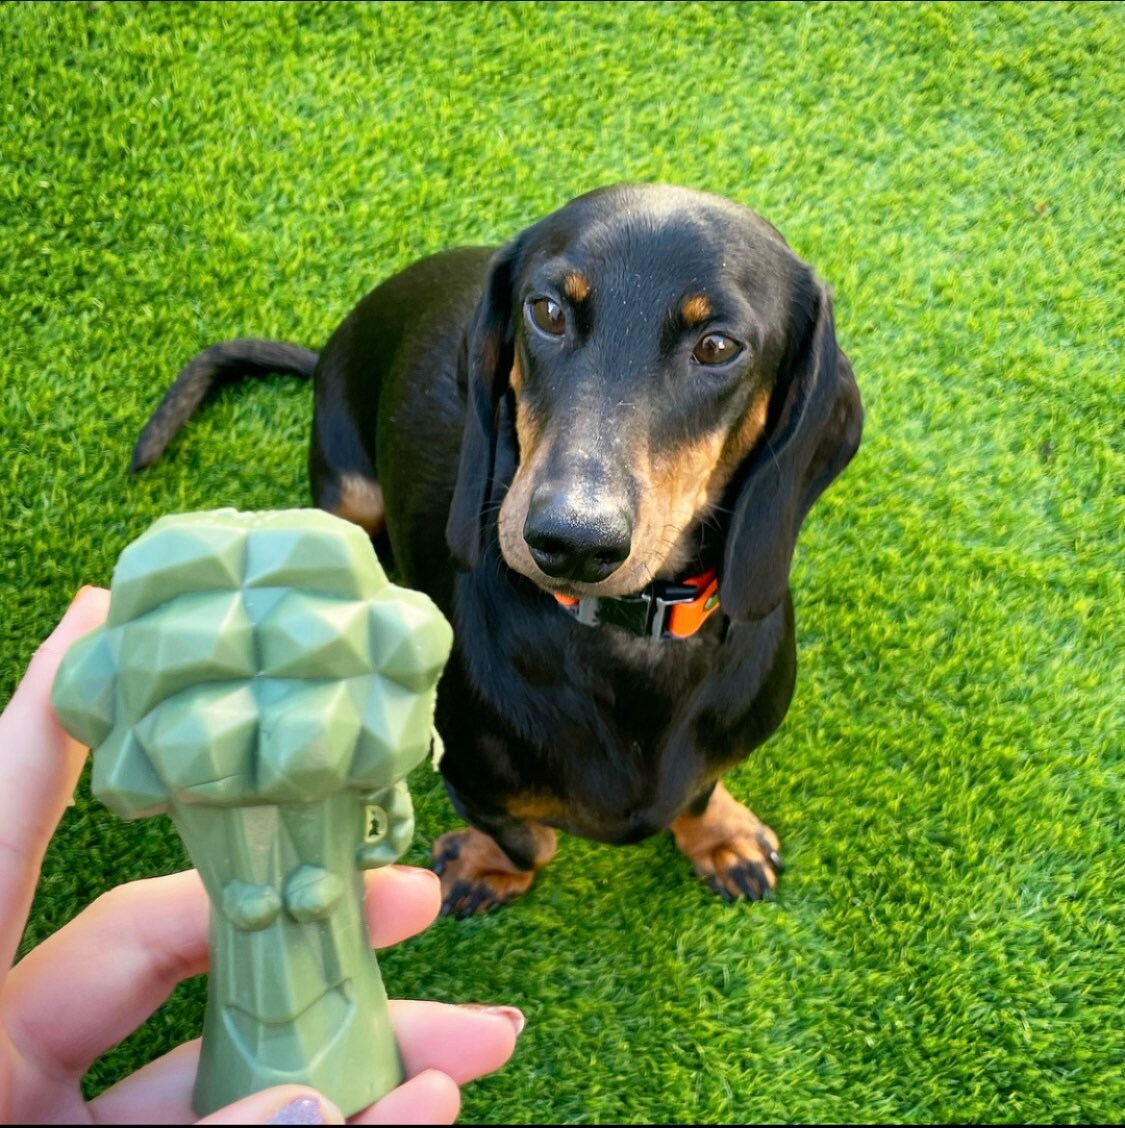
[
  {"xmin": 501, "ymin": 620, "xmax": 721, "ymax": 815},
  {"xmin": 444, "ymin": 569, "xmax": 760, "ymax": 836}
]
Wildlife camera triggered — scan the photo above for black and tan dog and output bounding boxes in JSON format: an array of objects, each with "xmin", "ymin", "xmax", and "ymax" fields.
[{"xmin": 133, "ymin": 184, "xmax": 863, "ymax": 916}]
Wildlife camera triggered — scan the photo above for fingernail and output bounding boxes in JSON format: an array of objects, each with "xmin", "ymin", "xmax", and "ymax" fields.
[
  {"xmin": 465, "ymin": 1003, "xmax": 526, "ymax": 1036},
  {"xmin": 405, "ymin": 865, "xmax": 441, "ymax": 888},
  {"xmin": 268, "ymin": 1096, "xmax": 337, "ymax": 1125}
]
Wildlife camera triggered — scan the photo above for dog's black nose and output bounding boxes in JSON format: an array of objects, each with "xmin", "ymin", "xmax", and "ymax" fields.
[{"xmin": 524, "ymin": 493, "xmax": 633, "ymax": 584}]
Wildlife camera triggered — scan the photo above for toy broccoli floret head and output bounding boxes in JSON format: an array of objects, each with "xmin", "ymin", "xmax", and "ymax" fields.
[{"xmin": 51, "ymin": 509, "xmax": 453, "ymax": 1117}]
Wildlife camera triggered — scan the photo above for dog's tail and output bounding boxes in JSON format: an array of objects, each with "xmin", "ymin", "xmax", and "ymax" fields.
[{"xmin": 131, "ymin": 339, "xmax": 319, "ymax": 472}]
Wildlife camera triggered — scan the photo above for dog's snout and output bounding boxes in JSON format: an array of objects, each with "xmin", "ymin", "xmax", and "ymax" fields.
[{"xmin": 524, "ymin": 490, "xmax": 633, "ymax": 584}]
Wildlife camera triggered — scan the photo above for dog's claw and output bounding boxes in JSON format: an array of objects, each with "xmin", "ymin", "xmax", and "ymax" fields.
[
  {"xmin": 441, "ymin": 884, "xmax": 504, "ymax": 919},
  {"xmin": 732, "ymin": 863, "xmax": 765, "ymax": 900},
  {"xmin": 763, "ymin": 843, "xmax": 784, "ymax": 873},
  {"xmin": 755, "ymin": 830, "xmax": 783, "ymax": 872},
  {"xmin": 461, "ymin": 886, "xmax": 489, "ymax": 917},
  {"xmin": 441, "ymin": 881, "xmax": 479, "ymax": 919}
]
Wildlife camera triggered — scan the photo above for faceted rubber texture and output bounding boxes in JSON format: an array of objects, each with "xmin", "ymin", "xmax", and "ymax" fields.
[
  {"xmin": 49, "ymin": 508, "xmax": 455, "ymax": 1118},
  {"xmin": 51, "ymin": 507, "xmax": 453, "ymax": 816}
]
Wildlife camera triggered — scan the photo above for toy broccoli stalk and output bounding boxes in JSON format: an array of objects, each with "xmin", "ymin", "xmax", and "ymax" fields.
[{"xmin": 50, "ymin": 509, "xmax": 453, "ymax": 1117}]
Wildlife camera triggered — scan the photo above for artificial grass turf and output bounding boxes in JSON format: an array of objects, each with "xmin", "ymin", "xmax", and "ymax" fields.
[{"xmin": 1, "ymin": 0, "xmax": 1121, "ymax": 1122}]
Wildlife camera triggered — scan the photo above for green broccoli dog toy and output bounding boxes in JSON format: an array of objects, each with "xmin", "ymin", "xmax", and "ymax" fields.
[{"xmin": 50, "ymin": 509, "xmax": 453, "ymax": 1117}]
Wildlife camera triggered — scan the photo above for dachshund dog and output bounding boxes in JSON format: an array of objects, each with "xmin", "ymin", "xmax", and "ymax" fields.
[{"xmin": 133, "ymin": 184, "xmax": 863, "ymax": 916}]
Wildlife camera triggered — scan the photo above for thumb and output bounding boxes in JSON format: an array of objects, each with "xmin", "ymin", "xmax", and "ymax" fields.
[{"xmin": 195, "ymin": 1086, "xmax": 346, "ymax": 1125}]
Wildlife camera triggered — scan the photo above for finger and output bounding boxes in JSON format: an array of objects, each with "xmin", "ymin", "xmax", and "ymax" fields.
[
  {"xmin": 90, "ymin": 1005, "xmax": 513, "ymax": 1124},
  {"xmin": 353, "ymin": 1069, "xmax": 460, "ymax": 1126},
  {"xmin": 5, "ymin": 865, "xmax": 442, "ymax": 1077},
  {"xmin": 89, "ymin": 1040, "xmax": 200, "ymax": 1124},
  {"xmin": 197, "ymin": 1086, "xmax": 345, "ymax": 1125},
  {"xmin": 365, "ymin": 866, "xmax": 441, "ymax": 949},
  {"xmin": 0, "ymin": 586, "xmax": 110, "ymax": 973},
  {"xmin": 94, "ymin": 1057, "xmax": 348, "ymax": 1128},
  {"xmin": 5, "ymin": 870, "xmax": 210, "ymax": 1080},
  {"xmin": 95, "ymin": 1051, "xmax": 459, "ymax": 1127},
  {"xmin": 388, "ymin": 1001, "xmax": 521, "ymax": 1085}
]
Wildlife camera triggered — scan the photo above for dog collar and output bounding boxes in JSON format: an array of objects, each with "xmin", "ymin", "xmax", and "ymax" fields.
[{"xmin": 553, "ymin": 570, "xmax": 720, "ymax": 640}]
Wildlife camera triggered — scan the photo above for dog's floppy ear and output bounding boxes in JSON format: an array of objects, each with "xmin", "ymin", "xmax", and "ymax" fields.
[
  {"xmin": 445, "ymin": 243, "xmax": 519, "ymax": 570},
  {"xmin": 722, "ymin": 270, "xmax": 863, "ymax": 621}
]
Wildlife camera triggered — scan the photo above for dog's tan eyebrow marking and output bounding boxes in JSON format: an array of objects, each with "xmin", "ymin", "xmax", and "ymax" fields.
[
  {"xmin": 680, "ymin": 294, "xmax": 713, "ymax": 326},
  {"xmin": 563, "ymin": 271, "xmax": 591, "ymax": 302}
]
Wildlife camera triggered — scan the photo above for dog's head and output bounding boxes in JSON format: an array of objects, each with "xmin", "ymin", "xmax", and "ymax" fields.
[{"xmin": 446, "ymin": 184, "xmax": 862, "ymax": 621}]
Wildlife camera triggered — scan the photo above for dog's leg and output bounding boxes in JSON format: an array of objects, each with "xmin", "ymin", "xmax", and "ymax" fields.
[
  {"xmin": 432, "ymin": 823, "xmax": 558, "ymax": 918},
  {"xmin": 309, "ymin": 406, "xmax": 385, "ymax": 537},
  {"xmin": 320, "ymin": 472, "xmax": 386, "ymax": 538},
  {"xmin": 670, "ymin": 780, "xmax": 783, "ymax": 901}
]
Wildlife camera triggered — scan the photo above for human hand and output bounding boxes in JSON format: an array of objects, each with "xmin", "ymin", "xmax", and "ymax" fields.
[{"xmin": 0, "ymin": 587, "xmax": 521, "ymax": 1124}]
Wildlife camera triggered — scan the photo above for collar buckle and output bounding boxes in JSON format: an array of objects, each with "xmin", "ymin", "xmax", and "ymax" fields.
[{"xmin": 555, "ymin": 570, "xmax": 720, "ymax": 641}]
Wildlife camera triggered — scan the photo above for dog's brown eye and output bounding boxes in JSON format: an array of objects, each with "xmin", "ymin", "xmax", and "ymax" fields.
[
  {"xmin": 693, "ymin": 333, "xmax": 742, "ymax": 366},
  {"xmin": 529, "ymin": 297, "xmax": 566, "ymax": 337}
]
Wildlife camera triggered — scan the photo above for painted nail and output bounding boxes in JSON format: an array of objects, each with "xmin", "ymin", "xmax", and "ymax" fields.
[
  {"xmin": 268, "ymin": 1096, "xmax": 329, "ymax": 1125},
  {"xmin": 465, "ymin": 1003, "xmax": 526, "ymax": 1036}
]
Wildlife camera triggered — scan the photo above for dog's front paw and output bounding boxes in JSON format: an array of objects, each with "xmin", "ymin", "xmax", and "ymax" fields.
[
  {"xmin": 671, "ymin": 781, "xmax": 783, "ymax": 901},
  {"xmin": 432, "ymin": 826, "xmax": 547, "ymax": 918}
]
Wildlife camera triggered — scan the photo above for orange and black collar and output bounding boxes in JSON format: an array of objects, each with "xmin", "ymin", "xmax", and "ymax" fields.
[{"xmin": 554, "ymin": 570, "xmax": 721, "ymax": 640}]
